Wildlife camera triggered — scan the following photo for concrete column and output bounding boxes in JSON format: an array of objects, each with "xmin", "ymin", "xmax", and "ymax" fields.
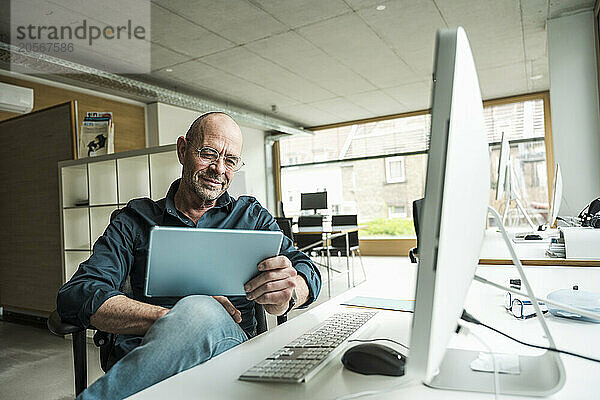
[{"xmin": 548, "ymin": 10, "xmax": 600, "ymax": 215}]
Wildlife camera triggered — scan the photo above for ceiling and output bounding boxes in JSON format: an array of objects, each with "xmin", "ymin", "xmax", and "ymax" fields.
[{"xmin": 2, "ymin": 0, "xmax": 597, "ymax": 128}]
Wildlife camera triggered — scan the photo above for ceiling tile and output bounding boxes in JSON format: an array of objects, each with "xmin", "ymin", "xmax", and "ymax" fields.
[
  {"xmin": 382, "ymin": 80, "xmax": 431, "ymax": 112},
  {"xmin": 437, "ymin": 0, "xmax": 524, "ymax": 70},
  {"xmin": 150, "ymin": 44, "xmax": 190, "ymax": 71},
  {"xmin": 344, "ymin": 90, "xmax": 405, "ymax": 115},
  {"xmin": 358, "ymin": 0, "xmax": 445, "ymax": 54},
  {"xmin": 478, "ymin": 63, "xmax": 528, "ymax": 100},
  {"xmin": 344, "ymin": 0, "xmax": 385, "ymax": 11},
  {"xmin": 151, "ymin": 59, "xmax": 300, "ymax": 112},
  {"xmin": 308, "ymin": 97, "xmax": 374, "ymax": 121},
  {"xmin": 152, "ymin": 0, "xmax": 287, "ymax": 44},
  {"xmin": 253, "ymin": 0, "xmax": 351, "ymax": 28},
  {"xmin": 276, "ymin": 103, "xmax": 340, "ymax": 127},
  {"xmin": 245, "ymin": 31, "xmax": 377, "ymax": 96},
  {"xmin": 151, "ymin": 4, "xmax": 234, "ymax": 58},
  {"xmin": 297, "ymin": 13, "xmax": 419, "ymax": 88},
  {"xmin": 200, "ymin": 46, "xmax": 336, "ymax": 103}
]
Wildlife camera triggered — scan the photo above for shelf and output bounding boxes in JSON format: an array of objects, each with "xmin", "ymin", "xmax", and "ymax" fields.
[
  {"xmin": 118, "ymin": 155, "xmax": 150, "ymax": 203},
  {"xmin": 64, "ymin": 250, "xmax": 91, "ymax": 281},
  {"xmin": 89, "ymin": 160, "xmax": 118, "ymax": 205},
  {"xmin": 61, "ymin": 164, "xmax": 88, "ymax": 208},
  {"xmin": 63, "ymin": 208, "xmax": 90, "ymax": 250},
  {"xmin": 90, "ymin": 206, "xmax": 118, "ymax": 245},
  {"xmin": 149, "ymin": 151, "xmax": 181, "ymax": 200}
]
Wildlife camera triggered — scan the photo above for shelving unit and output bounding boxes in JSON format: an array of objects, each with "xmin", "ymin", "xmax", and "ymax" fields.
[{"xmin": 58, "ymin": 144, "xmax": 179, "ymax": 283}]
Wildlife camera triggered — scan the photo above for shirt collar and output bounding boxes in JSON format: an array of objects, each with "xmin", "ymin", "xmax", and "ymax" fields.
[{"xmin": 164, "ymin": 179, "xmax": 233, "ymax": 220}]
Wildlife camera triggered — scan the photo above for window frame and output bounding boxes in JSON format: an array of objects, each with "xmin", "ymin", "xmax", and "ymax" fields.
[
  {"xmin": 273, "ymin": 91, "xmax": 554, "ymax": 254},
  {"xmin": 384, "ymin": 156, "xmax": 406, "ymax": 183}
]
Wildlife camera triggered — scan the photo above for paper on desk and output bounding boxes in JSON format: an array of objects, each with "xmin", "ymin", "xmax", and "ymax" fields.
[{"xmin": 341, "ymin": 296, "xmax": 414, "ymax": 312}]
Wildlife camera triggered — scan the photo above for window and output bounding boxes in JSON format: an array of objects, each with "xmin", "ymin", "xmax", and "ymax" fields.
[
  {"xmin": 385, "ymin": 156, "xmax": 406, "ymax": 183},
  {"xmin": 278, "ymin": 93, "xmax": 552, "ymax": 235},
  {"xmin": 388, "ymin": 205, "xmax": 406, "ymax": 218}
]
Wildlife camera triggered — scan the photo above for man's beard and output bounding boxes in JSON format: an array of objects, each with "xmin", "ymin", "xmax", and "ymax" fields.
[{"xmin": 184, "ymin": 168, "xmax": 230, "ymax": 203}]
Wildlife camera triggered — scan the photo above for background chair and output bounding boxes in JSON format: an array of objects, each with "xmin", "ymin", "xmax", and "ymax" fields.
[
  {"xmin": 274, "ymin": 217, "xmax": 294, "ymax": 243},
  {"xmin": 409, "ymin": 198, "xmax": 424, "ymax": 263},
  {"xmin": 329, "ymin": 214, "xmax": 366, "ymax": 285},
  {"xmin": 295, "ymin": 215, "xmax": 325, "ymax": 256}
]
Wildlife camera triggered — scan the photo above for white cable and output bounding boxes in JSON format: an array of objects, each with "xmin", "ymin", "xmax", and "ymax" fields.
[
  {"xmin": 333, "ymin": 378, "xmax": 416, "ymax": 400},
  {"xmin": 459, "ymin": 323, "xmax": 500, "ymax": 400}
]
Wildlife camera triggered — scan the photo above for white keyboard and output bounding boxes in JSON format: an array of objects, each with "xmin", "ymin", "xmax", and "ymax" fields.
[{"xmin": 239, "ymin": 310, "xmax": 377, "ymax": 383}]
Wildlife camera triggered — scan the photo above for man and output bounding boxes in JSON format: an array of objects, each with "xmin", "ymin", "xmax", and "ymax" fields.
[{"xmin": 57, "ymin": 112, "xmax": 321, "ymax": 400}]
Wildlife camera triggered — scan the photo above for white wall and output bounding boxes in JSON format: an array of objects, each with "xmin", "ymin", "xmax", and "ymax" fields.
[
  {"xmin": 146, "ymin": 102, "xmax": 199, "ymax": 146},
  {"xmin": 240, "ymin": 125, "xmax": 268, "ymax": 205},
  {"xmin": 548, "ymin": 11, "xmax": 600, "ymax": 215},
  {"xmin": 146, "ymin": 102, "xmax": 268, "ymax": 205}
]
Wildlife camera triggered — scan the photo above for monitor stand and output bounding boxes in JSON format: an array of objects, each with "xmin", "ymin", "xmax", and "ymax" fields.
[{"xmin": 427, "ymin": 206, "xmax": 565, "ymax": 396}]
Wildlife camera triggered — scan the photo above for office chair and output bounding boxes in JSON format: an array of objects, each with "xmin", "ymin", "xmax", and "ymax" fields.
[
  {"xmin": 329, "ymin": 214, "xmax": 366, "ymax": 285},
  {"xmin": 409, "ymin": 198, "xmax": 424, "ymax": 263},
  {"xmin": 47, "ymin": 208, "xmax": 279, "ymax": 397},
  {"xmin": 295, "ymin": 215, "xmax": 327, "ymax": 259},
  {"xmin": 277, "ymin": 200, "xmax": 286, "ymax": 218},
  {"xmin": 274, "ymin": 217, "xmax": 294, "ymax": 243}
]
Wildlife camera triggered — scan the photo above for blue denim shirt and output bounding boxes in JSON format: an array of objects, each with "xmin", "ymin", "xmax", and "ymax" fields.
[{"xmin": 57, "ymin": 179, "xmax": 321, "ymax": 341}]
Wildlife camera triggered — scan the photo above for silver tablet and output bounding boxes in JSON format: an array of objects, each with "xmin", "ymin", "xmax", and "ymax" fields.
[{"xmin": 144, "ymin": 226, "xmax": 283, "ymax": 297}]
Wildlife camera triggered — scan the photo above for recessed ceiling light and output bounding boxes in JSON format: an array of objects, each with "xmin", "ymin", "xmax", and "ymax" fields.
[
  {"xmin": 530, "ymin": 74, "xmax": 543, "ymax": 80},
  {"xmin": 165, "ymin": 68, "xmax": 173, "ymax": 72},
  {"xmin": 376, "ymin": 5, "xmax": 386, "ymax": 11}
]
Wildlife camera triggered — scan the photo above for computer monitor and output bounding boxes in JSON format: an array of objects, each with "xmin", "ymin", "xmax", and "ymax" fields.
[
  {"xmin": 407, "ymin": 27, "xmax": 564, "ymax": 396},
  {"xmin": 408, "ymin": 26, "xmax": 490, "ymax": 383},
  {"xmin": 495, "ymin": 131, "xmax": 510, "ymax": 201},
  {"xmin": 548, "ymin": 163, "xmax": 562, "ymax": 227},
  {"xmin": 300, "ymin": 192, "xmax": 327, "ymax": 213}
]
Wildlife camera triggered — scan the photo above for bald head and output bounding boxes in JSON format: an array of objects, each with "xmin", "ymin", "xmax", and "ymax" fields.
[
  {"xmin": 185, "ymin": 112, "xmax": 242, "ymax": 147},
  {"xmin": 176, "ymin": 111, "xmax": 243, "ymax": 205}
]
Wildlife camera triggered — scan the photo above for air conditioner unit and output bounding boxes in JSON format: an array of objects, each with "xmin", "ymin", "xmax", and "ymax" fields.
[{"xmin": 0, "ymin": 82, "xmax": 34, "ymax": 113}]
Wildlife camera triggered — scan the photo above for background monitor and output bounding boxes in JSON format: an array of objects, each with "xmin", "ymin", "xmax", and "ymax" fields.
[
  {"xmin": 549, "ymin": 163, "xmax": 563, "ymax": 226},
  {"xmin": 408, "ymin": 26, "xmax": 490, "ymax": 383},
  {"xmin": 300, "ymin": 192, "xmax": 327, "ymax": 212}
]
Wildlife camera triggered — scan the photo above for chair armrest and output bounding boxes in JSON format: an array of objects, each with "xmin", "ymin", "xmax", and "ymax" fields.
[{"xmin": 47, "ymin": 310, "xmax": 84, "ymax": 335}]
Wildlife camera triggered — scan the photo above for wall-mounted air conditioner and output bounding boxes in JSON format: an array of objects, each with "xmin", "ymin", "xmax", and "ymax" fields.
[{"xmin": 0, "ymin": 82, "xmax": 34, "ymax": 114}]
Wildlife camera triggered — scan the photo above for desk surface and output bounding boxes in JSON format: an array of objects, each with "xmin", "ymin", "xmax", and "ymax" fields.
[
  {"xmin": 127, "ymin": 261, "xmax": 600, "ymax": 400},
  {"xmin": 479, "ymin": 229, "xmax": 600, "ymax": 267}
]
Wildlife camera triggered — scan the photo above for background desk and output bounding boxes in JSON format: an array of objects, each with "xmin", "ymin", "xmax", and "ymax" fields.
[
  {"xmin": 294, "ymin": 225, "xmax": 367, "ymax": 296},
  {"xmin": 126, "ymin": 262, "xmax": 600, "ymax": 400},
  {"xmin": 479, "ymin": 229, "xmax": 600, "ymax": 267}
]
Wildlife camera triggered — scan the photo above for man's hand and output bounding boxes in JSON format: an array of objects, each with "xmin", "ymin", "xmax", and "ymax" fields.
[
  {"xmin": 244, "ymin": 256, "xmax": 301, "ymax": 316},
  {"xmin": 212, "ymin": 296, "xmax": 242, "ymax": 323}
]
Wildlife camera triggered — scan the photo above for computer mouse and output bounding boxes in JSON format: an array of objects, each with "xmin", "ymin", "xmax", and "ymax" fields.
[
  {"xmin": 341, "ymin": 343, "xmax": 406, "ymax": 376},
  {"xmin": 524, "ymin": 234, "xmax": 543, "ymax": 240}
]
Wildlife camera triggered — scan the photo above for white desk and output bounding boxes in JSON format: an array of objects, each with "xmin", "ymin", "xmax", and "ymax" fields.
[
  {"xmin": 479, "ymin": 229, "xmax": 600, "ymax": 267},
  {"xmin": 127, "ymin": 263, "xmax": 600, "ymax": 400}
]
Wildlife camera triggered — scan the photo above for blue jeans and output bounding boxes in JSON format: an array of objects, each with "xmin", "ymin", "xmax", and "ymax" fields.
[{"xmin": 78, "ymin": 295, "xmax": 249, "ymax": 400}]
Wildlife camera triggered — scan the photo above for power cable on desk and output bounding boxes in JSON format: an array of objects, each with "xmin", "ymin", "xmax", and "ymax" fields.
[
  {"xmin": 347, "ymin": 338, "xmax": 410, "ymax": 350},
  {"xmin": 461, "ymin": 310, "xmax": 600, "ymax": 364}
]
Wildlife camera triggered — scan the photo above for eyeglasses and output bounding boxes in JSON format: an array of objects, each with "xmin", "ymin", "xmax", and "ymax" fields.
[
  {"xmin": 504, "ymin": 292, "xmax": 547, "ymax": 320},
  {"xmin": 195, "ymin": 146, "xmax": 244, "ymax": 172}
]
